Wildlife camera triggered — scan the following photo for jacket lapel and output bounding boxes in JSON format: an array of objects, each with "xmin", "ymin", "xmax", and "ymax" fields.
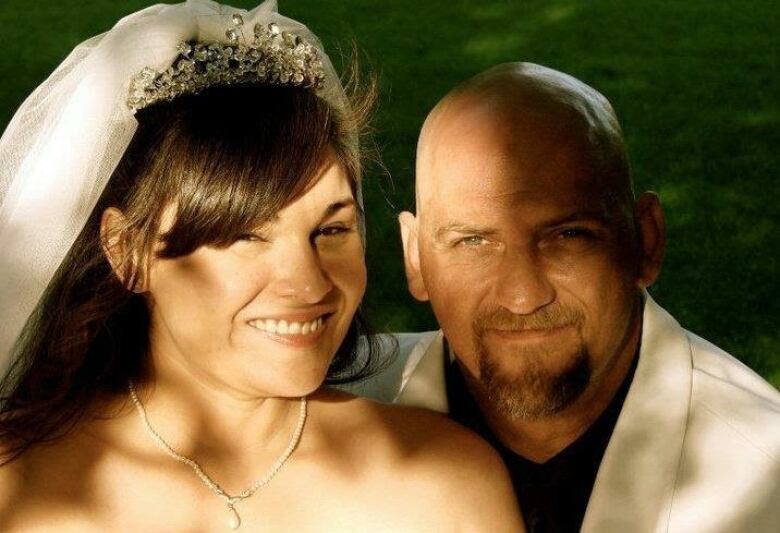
[
  {"xmin": 395, "ymin": 330, "xmax": 449, "ymax": 413},
  {"xmin": 582, "ymin": 295, "xmax": 692, "ymax": 532},
  {"xmin": 393, "ymin": 297, "xmax": 693, "ymax": 532}
]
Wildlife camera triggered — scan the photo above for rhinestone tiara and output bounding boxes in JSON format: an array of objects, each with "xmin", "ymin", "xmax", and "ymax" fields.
[{"xmin": 127, "ymin": 14, "xmax": 326, "ymax": 112}]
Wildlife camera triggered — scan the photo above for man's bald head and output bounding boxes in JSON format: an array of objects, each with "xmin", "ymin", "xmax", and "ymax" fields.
[{"xmin": 416, "ymin": 62, "xmax": 633, "ymax": 225}]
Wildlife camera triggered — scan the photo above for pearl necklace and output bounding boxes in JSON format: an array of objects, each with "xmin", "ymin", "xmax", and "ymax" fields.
[{"xmin": 128, "ymin": 382, "xmax": 307, "ymax": 530}]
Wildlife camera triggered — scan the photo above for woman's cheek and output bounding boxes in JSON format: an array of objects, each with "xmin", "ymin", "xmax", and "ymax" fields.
[{"xmin": 325, "ymin": 241, "xmax": 367, "ymax": 297}]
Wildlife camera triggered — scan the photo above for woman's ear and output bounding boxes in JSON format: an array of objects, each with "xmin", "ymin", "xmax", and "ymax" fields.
[{"xmin": 100, "ymin": 208, "xmax": 146, "ymax": 292}]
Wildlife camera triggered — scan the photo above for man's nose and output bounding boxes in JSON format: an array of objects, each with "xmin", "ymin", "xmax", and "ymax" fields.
[
  {"xmin": 495, "ymin": 249, "xmax": 555, "ymax": 315},
  {"xmin": 268, "ymin": 242, "xmax": 333, "ymax": 304}
]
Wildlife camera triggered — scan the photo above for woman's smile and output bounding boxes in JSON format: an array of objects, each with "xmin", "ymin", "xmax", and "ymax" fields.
[{"xmin": 246, "ymin": 313, "xmax": 334, "ymax": 347}]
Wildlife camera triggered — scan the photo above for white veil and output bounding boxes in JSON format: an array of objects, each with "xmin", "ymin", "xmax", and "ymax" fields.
[{"xmin": 0, "ymin": 0, "xmax": 345, "ymax": 375}]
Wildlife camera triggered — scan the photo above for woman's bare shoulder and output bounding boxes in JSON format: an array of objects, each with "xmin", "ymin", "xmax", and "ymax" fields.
[
  {"xmin": 0, "ymin": 444, "xmax": 32, "ymax": 523},
  {"xmin": 0, "ymin": 419, "xmax": 129, "ymax": 531},
  {"xmin": 315, "ymin": 388, "xmax": 497, "ymax": 460},
  {"xmin": 0, "ymin": 450, "xmax": 22, "ymax": 482},
  {"xmin": 311, "ymin": 389, "xmax": 524, "ymax": 531}
]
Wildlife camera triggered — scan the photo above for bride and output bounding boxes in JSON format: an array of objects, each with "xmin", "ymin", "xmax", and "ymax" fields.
[{"xmin": 0, "ymin": 1, "xmax": 523, "ymax": 531}]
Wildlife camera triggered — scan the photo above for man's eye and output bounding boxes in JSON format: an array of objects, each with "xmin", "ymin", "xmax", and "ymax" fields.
[
  {"xmin": 458, "ymin": 235, "xmax": 488, "ymax": 247},
  {"xmin": 559, "ymin": 227, "xmax": 592, "ymax": 239}
]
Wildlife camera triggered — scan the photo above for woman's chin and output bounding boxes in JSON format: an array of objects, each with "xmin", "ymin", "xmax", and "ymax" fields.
[
  {"xmin": 240, "ymin": 367, "xmax": 329, "ymax": 399},
  {"xmin": 276, "ymin": 376, "xmax": 327, "ymax": 398}
]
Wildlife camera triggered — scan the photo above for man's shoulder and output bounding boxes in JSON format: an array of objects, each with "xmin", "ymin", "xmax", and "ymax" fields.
[
  {"xmin": 685, "ymin": 331, "xmax": 780, "ymax": 457},
  {"xmin": 657, "ymin": 330, "xmax": 780, "ymax": 531},
  {"xmin": 586, "ymin": 300, "xmax": 779, "ymax": 531},
  {"xmin": 688, "ymin": 331, "xmax": 779, "ymax": 402}
]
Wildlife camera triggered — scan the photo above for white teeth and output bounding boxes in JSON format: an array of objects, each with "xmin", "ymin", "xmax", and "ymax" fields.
[{"xmin": 249, "ymin": 316, "xmax": 326, "ymax": 336}]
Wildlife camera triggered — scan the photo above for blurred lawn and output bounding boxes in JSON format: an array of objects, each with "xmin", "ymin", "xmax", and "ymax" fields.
[{"xmin": 0, "ymin": 1, "xmax": 777, "ymax": 386}]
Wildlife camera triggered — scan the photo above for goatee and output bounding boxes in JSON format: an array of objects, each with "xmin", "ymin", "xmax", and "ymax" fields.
[
  {"xmin": 478, "ymin": 346, "xmax": 591, "ymax": 419},
  {"xmin": 472, "ymin": 303, "xmax": 590, "ymax": 419}
]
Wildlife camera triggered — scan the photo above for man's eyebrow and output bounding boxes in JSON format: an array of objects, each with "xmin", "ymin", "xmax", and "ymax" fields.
[
  {"xmin": 435, "ymin": 224, "xmax": 499, "ymax": 240},
  {"xmin": 542, "ymin": 210, "xmax": 610, "ymax": 228},
  {"xmin": 433, "ymin": 211, "xmax": 610, "ymax": 239},
  {"xmin": 318, "ymin": 197, "xmax": 357, "ymax": 223}
]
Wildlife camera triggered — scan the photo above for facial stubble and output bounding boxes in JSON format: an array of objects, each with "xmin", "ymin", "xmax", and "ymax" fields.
[{"xmin": 473, "ymin": 308, "xmax": 592, "ymax": 420}]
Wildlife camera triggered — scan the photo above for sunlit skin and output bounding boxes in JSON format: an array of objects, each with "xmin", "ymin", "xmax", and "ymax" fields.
[
  {"xmin": 102, "ymin": 158, "xmax": 369, "ymax": 493},
  {"xmin": 401, "ymin": 63, "xmax": 665, "ymax": 462},
  {"xmin": 107, "ymin": 160, "xmax": 369, "ymax": 480},
  {"xmin": 146, "ymin": 160, "xmax": 366, "ymax": 402},
  {"xmin": 0, "ymin": 158, "xmax": 524, "ymax": 532}
]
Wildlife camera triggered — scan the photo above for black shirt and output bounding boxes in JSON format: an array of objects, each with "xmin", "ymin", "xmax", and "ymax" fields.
[{"xmin": 445, "ymin": 345, "xmax": 638, "ymax": 533}]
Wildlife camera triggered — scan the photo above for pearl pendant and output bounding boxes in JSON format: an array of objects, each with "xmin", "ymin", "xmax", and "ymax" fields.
[{"xmin": 227, "ymin": 505, "xmax": 241, "ymax": 530}]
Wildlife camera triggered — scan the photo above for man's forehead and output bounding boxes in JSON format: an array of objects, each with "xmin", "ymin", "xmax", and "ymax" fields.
[
  {"xmin": 420, "ymin": 176, "xmax": 609, "ymax": 231},
  {"xmin": 419, "ymin": 130, "xmax": 603, "ymax": 225},
  {"xmin": 415, "ymin": 63, "xmax": 629, "ymax": 219},
  {"xmin": 418, "ymin": 95, "xmax": 596, "ymax": 192}
]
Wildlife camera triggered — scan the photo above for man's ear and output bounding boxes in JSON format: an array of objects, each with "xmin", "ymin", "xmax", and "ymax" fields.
[
  {"xmin": 100, "ymin": 207, "xmax": 146, "ymax": 292},
  {"xmin": 398, "ymin": 211, "xmax": 429, "ymax": 302},
  {"xmin": 634, "ymin": 192, "xmax": 666, "ymax": 289}
]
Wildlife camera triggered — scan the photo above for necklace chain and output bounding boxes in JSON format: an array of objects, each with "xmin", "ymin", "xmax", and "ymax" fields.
[{"xmin": 128, "ymin": 381, "xmax": 307, "ymax": 513}]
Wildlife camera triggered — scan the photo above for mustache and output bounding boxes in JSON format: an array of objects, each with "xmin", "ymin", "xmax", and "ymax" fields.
[{"xmin": 474, "ymin": 304, "xmax": 584, "ymax": 334}]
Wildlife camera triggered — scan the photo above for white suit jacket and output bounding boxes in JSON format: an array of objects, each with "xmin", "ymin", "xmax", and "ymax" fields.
[{"xmin": 350, "ymin": 296, "xmax": 780, "ymax": 532}]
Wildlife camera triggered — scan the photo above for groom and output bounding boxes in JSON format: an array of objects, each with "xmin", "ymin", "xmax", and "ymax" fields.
[{"xmin": 355, "ymin": 63, "xmax": 780, "ymax": 531}]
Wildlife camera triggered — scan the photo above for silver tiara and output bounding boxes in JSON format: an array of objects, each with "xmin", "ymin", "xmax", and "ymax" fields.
[{"xmin": 127, "ymin": 14, "xmax": 325, "ymax": 112}]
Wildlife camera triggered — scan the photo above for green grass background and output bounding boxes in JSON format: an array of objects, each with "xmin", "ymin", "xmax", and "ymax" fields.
[{"xmin": 1, "ymin": 1, "xmax": 777, "ymax": 386}]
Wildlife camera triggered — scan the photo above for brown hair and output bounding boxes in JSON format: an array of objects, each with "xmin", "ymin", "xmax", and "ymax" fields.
[{"xmin": 0, "ymin": 73, "xmax": 386, "ymax": 463}]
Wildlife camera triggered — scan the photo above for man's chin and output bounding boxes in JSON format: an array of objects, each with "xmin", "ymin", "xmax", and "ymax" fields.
[{"xmin": 478, "ymin": 346, "xmax": 591, "ymax": 420}]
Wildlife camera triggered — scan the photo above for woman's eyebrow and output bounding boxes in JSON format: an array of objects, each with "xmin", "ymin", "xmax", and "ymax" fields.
[{"xmin": 318, "ymin": 197, "xmax": 356, "ymax": 222}]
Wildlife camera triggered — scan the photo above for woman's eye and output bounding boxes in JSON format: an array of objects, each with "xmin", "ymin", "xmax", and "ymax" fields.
[
  {"xmin": 236, "ymin": 233, "xmax": 267, "ymax": 243},
  {"xmin": 315, "ymin": 225, "xmax": 353, "ymax": 239}
]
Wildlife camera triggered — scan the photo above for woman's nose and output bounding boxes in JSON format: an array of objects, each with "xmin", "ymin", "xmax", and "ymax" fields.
[{"xmin": 268, "ymin": 242, "xmax": 333, "ymax": 304}]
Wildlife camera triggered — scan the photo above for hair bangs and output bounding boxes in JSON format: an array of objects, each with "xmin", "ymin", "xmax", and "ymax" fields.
[{"xmin": 150, "ymin": 85, "xmax": 335, "ymax": 258}]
